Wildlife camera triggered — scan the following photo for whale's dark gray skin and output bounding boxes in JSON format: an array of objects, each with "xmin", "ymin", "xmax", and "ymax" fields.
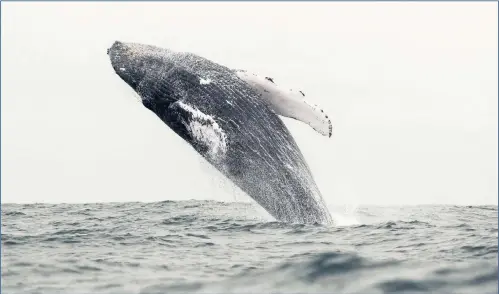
[{"xmin": 108, "ymin": 41, "xmax": 333, "ymax": 225}]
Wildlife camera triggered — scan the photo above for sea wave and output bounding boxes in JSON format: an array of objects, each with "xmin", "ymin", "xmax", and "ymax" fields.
[
  {"xmin": 141, "ymin": 251, "xmax": 498, "ymax": 294},
  {"xmin": 2, "ymin": 201, "xmax": 497, "ymax": 294}
]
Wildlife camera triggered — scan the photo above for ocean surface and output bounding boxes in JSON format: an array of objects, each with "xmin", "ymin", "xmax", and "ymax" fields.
[{"xmin": 2, "ymin": 201, "xmax": 498, "ymax": 294}]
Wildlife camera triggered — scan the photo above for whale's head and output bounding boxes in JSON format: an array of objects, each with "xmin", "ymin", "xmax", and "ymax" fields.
[
  {"xmin": 107, "ymin": 41, "xmax": 194, "ymax": 141},
  {"xmin": 107, "ymin": 41, "xmax": 174, "ymax": 94}
]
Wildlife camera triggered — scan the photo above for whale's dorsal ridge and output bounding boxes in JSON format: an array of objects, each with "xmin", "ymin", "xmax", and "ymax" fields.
[{"xmin": 234, "ymin": 70, "xmax": 332, "ymax": 138}]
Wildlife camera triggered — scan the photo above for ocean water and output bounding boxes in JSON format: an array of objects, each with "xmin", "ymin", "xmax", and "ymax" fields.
[{"xmin": 2, "ymin": 201, "xmax": 497, "ymax": 294}]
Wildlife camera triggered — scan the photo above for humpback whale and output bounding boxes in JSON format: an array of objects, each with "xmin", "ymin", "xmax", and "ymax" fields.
[{"xmin": 107, "ymin": 41, "xmax": 333, "ymax": 225}]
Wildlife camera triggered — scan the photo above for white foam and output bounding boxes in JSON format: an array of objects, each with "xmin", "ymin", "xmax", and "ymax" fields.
[
  {"xmin": 331, "ymin": 212, "xmax": 361, "ymax": 227},
  {"xmin": 328, "ymin": 203, "xmax": 361, "ymax": 227}
]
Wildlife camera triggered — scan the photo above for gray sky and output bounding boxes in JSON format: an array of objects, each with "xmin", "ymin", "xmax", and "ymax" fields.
[{"xmin": 1, "ymin": 2, "xmax": 497, "ymax": 206}]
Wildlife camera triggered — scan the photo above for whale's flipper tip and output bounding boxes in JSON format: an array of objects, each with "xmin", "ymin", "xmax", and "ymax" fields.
[{"xmin": 304, "ymin": 102, "xmax": 333, "ymax": 138}]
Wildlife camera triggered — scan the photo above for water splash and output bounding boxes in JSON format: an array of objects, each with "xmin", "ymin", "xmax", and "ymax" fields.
[
  {"xmin": 328, "ymin": 203, "xmax": 361, "ymax": 227},
  {"xmin": 195, "ymin": 157, "xmax": 274, "ymax": 222},
  {"xmin": 331, "ymin": 211, "xmax": 361, "ymax": 227}
]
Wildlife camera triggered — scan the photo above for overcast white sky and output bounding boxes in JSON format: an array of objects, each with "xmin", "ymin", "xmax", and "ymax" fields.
[{"xmin": 1, "ymin": 2, "xmax": 497, "ymax": 206}]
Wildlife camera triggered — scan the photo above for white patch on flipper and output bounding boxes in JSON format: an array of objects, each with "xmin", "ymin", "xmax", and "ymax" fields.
[
  {"xmin": 177, "ymin": 101, "xmax": 228, "ymax": 159},
  {"xmin": 199, "ymin": 78, "xmax": 211, "ymax": 85},
  {"xmin": 234, "ymin": 70, "xmax": 333, "ymax": 137}
]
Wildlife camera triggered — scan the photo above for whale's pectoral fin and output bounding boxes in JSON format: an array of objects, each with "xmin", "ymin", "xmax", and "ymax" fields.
[
  {"xmin": 234, "ymin": 70, "xmax": 333, "ymax": 138},
  {"xmin": 168, "ymin": 101, "xmax": 229, "ymax": 158}
]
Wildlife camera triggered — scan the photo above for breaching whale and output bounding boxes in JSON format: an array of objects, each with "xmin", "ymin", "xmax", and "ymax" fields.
[{"xmin": 107, "ymin": 41, "xmax": 333, "ymax": 225}]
